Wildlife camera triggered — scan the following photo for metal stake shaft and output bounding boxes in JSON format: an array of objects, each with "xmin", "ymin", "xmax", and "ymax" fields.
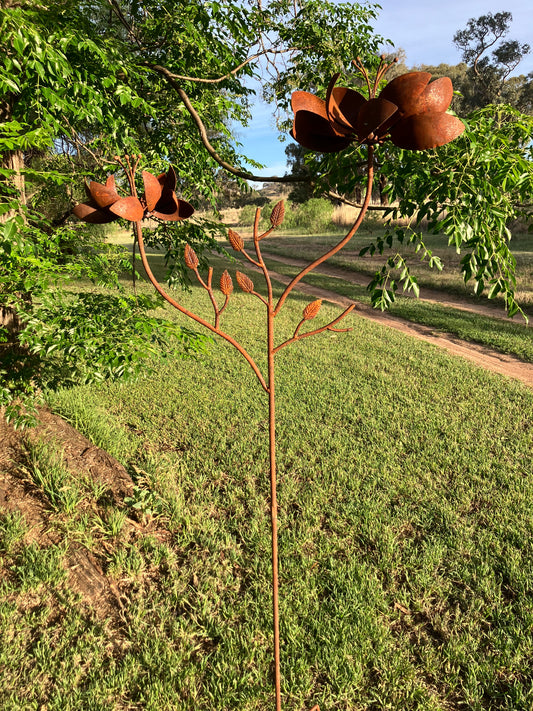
[{"xmin": 267, "ymin": 304, "xmax": 282, "ymax": 711}]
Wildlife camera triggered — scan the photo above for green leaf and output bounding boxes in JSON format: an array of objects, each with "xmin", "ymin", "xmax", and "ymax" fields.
[
  {"xmin": 3, "ymin": 221, "xmax": 17, "ymax": 241},
  {"xmin": 487, "ymin": 281, "xmax": 501, "ymax": 299}
]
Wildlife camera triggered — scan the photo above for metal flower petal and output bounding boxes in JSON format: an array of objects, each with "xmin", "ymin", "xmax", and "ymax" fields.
[
  {"xmin": 325, "ymin": 73, "xmax": 367, "ymax": 136},
  {"xmin": 291, "ymin": 91, "xmax": 352, "ymax": 152},
  {"xmin": 379, "ymin": 72, "xmax": 433, "ymax": 117},
  {"xmin": 290, "ymin": 64, "xmax": 464, "ymax": 153},
  {"xmin": 108, "ymin": 196, "xmax": 144, "ymax": 221},
  {"xmin": 158, "ymin": 165, "xmax": 177, "ymax": 193},
  {"xmin": 354, "ymin": 97, "xmax": 398, "ymax": 141},
  {"xmin": 390, "ymin": 112, "xmax": 465, "ymax": 150},
  {"xmin": 291, "ymin": 110, "xmax": 353, "ymax": 152},
  {"xmin": 89, "ymin": 175, "xmax": 119, "ymax": 208},
  {"xmin": 72, "ymin": 200, "xmax": 118, "ymax": 224},
  {"xmin": 74, "ymin": 174, "xmax": 122, "ymax": 223},
  {"xmin": 414, "ymin": 77, "xmax": 454, "ymax": 115},
  {"xmin": 153, "ymin": 195, "xmax": 195, "ymax": 221},
  {"xmin": 142, "ymin": 167, "xmax": 194, "ymax": 221},
  {"xmin": 142, "ymin": 170, "xmax": 163, "ymax": 212}
]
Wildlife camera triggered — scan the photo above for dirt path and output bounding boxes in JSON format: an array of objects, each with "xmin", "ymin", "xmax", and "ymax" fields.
[
  {"xmin": 264, "ymin": 252, "xmax": 531, "ymax": 324},
  {"xmin": 255, "ymin": 254, "xmax": 533, "ymax": 389}
]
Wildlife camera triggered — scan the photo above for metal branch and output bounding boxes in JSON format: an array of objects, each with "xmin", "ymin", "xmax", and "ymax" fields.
[
  {"xmin": 218, "ymin": 293, "xmax": 230, "ymax": 323},
  {"xmin": 252, "ymin": 208, "xmax": 275, "ymax": 309},
  {"xmin": 258, "ymin": 225, "xmax": 276, "ymax": 241},
  {"xmin": 274, "ymin": 145, "xmax": 375, "ymax": 316},
  {"xmin": 241, "ymin": 248, "xmax": 262, "ymax": 268},
  {"xmin": 251, "ymin": 290, "xmax": 269, "ymax": 307},
  {"xmin": 197, "ymin": 265, "xmax": 222, "ymax": 327},
  {"xmin": 134, "ymin": 222, "xmax": 269, "ymax": 392},
  {"xmin": 273, "ymin": 305, "xmax": 355, "ymax": 353},
  {"xmin": 353, "ymin": 56, "xmax": 373, "ymax": 98}
]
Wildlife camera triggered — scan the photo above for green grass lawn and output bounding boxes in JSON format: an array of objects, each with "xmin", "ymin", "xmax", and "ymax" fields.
[
  {"xmin": 2, "ymin": 268, "xmax": 533, "ymax": 710},
  {"xmin": 107, "ymin": 230, "xmax": 533, "ymax": 363}
]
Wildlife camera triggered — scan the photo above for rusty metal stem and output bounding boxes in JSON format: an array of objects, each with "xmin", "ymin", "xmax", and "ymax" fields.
[
  {"xmin": 253, "ymin": 209, "xmax": 283, "ymax": 711},
  {"xmin": 264, "ymin": 150, "xmax": 374, "ymax": 711},
  {"xmin": 274, "ymin": 144, "xmax": 375, "ymax": 316},
  {"xmin": 268, "ymin": 306, "xmax": 282, "ymax": 711},
  {"xmin": 131, "ymin": 147, "xmax": 375, "ymax": 711},
  {"xmin": 133, "ymin": 221, "xmax": 269, "ymax": 393}
]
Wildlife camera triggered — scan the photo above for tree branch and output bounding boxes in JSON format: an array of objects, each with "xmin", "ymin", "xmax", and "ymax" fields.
[
  {"xmin": 326, "ymin": 189, "xmax": 387, "ymax": 210},
  {"xmin": 145, "ymin": 48, "xmax": 290, "ymax": 85},
  {"xmin": 106, "ymin": 0, "xmax": 143, "ymax": 48},
  {"xmin": 149, "ymin": 65, "xmax": 307, "ymax": 184}
]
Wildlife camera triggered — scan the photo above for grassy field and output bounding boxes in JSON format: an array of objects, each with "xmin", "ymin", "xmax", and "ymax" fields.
[
  {"xmin": 2, "ymin": 264, "xmax": 533, "ymax": 710},
  {"xmin": 107, "ymin": 226, "xmax": 533, "ymax": 363}
]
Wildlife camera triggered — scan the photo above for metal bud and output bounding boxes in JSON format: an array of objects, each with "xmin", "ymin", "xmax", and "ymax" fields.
[{"xmin": 184, "ymin": 244, "xmax": 199, "ymax": 269}]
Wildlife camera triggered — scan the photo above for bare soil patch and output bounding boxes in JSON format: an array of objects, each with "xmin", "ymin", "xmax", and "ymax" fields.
[{"xmin": 0, "ymin": 410, "xmax": 140, "ymax": 622}]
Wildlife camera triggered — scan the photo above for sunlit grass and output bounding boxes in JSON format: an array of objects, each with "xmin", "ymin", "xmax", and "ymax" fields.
[
  {"xmin": 2, "ymin": 264, "xmax": 532, "ymax": 710},
  {"xmin": 260, "ymin": 259, "xmax": 533, "ymax": 363}
]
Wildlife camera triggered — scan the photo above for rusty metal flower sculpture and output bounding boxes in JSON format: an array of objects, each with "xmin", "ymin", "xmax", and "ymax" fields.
[
  {"xmin": 72, "ymin": 57, "xmax": 465, "ymax": 711},
  {"xmin": 291, "ymin": 56, "xmax": 465, "ymax": 151},
  {"xmin": 73, "ymin": 159, "xmax": 194, "ymax": 224}
]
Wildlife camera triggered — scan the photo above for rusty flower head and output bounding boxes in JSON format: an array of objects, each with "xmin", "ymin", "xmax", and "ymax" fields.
[
  {"xmin": 291, "ymin": 57, "xmax": 464, "ymax": 152},
  {"xmin": 73, "ymin": 165, "xmax": 194, "ymax": 224}
]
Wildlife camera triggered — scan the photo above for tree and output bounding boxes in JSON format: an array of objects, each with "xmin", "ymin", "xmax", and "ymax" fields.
[
  {"xmin": 452, "ymin": 11, "xmax": 532, "ymax": 112},
  {"xmin": 364, "ymin": 105, "xmax": 533, "ymax": 316},
  {"xmin": 284, "ymin": 143, "xmax": 315, "ymax": 203}
]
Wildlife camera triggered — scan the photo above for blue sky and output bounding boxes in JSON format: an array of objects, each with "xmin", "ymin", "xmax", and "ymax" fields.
[{"xmin": 235, "ymin": 0, "xmax": 532, "ymax": 182}]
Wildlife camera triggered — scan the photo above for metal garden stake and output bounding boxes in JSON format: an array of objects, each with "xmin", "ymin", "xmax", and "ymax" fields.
[{"xmin": 74, "ymin": 57, "xmax": 464, "ymax": 711}]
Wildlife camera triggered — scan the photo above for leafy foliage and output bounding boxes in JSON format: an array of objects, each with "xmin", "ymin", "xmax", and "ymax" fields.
[
  {"xmin": 23, "ymin": 292, "xmax": 208, "ymax": 385},
  {"xmin": 285, "ymin": 70, "xmax": 532, "ymax": 318},
  {"xmin": 240, "ymin": 198, "xmax": 335, "ymax": 233},
  {"xmin": 364, "ymin": 106, "xmax": 533, "ymax": 316},
  {"xmin": 0, "ymin": 214, "xmax": 211, "ymax": 426},
  {"xmin": 265, "ymin": 0, "xmax": 384, "ymax": 111},
  {"xmin": 1, "ymin": 0, "xmax": 389, "ymax": 422}
]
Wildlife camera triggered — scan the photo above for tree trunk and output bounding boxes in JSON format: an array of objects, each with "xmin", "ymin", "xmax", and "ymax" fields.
[
  {"xmin": 1, "ymin": 94, "xmax": 28, "ymax": 355},
  {"xmin": 0, "ymin": 305, "xmax": 23, "ymax": 366},
  {"xmin": 0, "ymin": 305, "xmax": 22, "ymax": 344},
  {"xmin": 0, "ymin": 94, "xmax": 26, "ymax": 223},
  {"xmin": 379, "ymin": 173, "xmax": 389, "ymax": 207}
]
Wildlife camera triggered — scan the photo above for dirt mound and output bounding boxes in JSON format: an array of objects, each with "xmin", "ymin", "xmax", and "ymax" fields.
[
  {"xmin": 29, "ymin": 409, "xmax": 134, "ymax": 502},
  {"xmin": 0, "ymin": 409, "xmax": 136, "ymax": 619}
]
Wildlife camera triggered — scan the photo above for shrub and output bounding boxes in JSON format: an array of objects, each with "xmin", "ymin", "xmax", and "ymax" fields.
[{"xmin": 239, "ymin": 198, "xmax": 338, "ymax": 234}]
